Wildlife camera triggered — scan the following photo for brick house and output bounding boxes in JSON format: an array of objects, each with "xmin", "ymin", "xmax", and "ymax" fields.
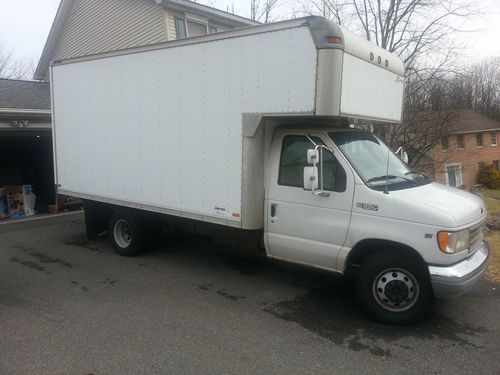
[{"xmin": 433, "ymin": 111, "xmax": 500, "ymax": 188}]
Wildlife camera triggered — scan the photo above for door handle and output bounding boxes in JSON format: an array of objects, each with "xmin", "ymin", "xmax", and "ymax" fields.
[{"xmin": 270, "ymin": 203, "xmax": 277, "ymax": 217}]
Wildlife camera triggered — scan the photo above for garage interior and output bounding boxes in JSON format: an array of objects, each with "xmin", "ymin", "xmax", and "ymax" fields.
[
  {"xmin": 0, "ymin": 78, "xmax": 56, "ymax": 219},
  {"xmin": 0, "ymin": 130, "xmax": 55, "ymax": 212}
]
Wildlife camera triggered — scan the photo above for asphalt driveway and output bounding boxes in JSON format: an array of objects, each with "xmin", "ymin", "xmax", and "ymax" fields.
[{"xmin": 0, "ymin": 213, "xmax": 499, "ymax": 374}]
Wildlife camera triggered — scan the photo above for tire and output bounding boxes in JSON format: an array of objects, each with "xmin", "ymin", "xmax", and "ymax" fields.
[
  {"xmin": 355, "ymin": 251, "xmax": 433, "ymax": 325},
  {"xmin": 109, "ymin": 210, "xmax": 145, "ymax": 257}
]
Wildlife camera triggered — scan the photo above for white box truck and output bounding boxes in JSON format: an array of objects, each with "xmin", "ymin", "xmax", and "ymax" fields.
[{"xmin": 50, "ymin": 16, "xmax": 490, "ymax": 324}]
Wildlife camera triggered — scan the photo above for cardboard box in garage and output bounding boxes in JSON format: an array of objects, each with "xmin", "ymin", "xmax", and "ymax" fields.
[
  {"xmin": 0, "ymin": 188, "xmax": 8, "ymax": 219},
  {"xmin": 5, "ymin": 185, "xmax": 36, "ymax": 217}
]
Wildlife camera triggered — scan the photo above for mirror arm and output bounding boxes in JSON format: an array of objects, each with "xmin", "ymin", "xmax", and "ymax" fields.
[
  {"xmin": 320, "ymin": 146, "xmax": 323, "ymax": 192},
  {"xmin": 305, "ymin": 140, "xmax": 333, "ymax": 197},
  {"xmin": 305, "ymin": 135, "xmax": 317, "ymax": 146},
  {"xmin": 311, "ymin": 144, "xmax": 331, "ymax": 197}
]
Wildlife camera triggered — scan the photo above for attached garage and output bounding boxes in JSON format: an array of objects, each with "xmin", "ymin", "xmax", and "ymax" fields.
[{"xmin": 0, "ymin": 79, "xmax": 55, "ymax": 217}]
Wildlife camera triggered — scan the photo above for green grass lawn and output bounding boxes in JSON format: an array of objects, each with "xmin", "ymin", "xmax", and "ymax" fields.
[{"xmin": 475, "ymin": 189, "xmax": 500, "ymax": 283}]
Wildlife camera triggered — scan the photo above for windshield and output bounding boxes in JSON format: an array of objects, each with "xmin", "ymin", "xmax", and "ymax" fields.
[{"xmin": 329, "ymin": 131, "xmax": 429, "ymax": 191}]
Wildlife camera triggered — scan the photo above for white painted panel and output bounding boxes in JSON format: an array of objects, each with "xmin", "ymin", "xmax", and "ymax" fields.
[
  {"xmin": 52, "ymin": 26, "xmax": 317, "ymax": 224},
  {"xmin": 340, "ymin": 53, "xmax": 404, "ymax": 122}
]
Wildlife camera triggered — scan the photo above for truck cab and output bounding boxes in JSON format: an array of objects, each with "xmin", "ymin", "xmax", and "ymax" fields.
[{"xmin": 265, "ymin": 126, "xmax": 490, "ymax": 324}]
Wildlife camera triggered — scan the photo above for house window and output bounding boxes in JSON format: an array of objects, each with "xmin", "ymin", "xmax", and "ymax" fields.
[
  {"xmin": 457, "ymin": 134, "xmax": 465, "ymax": 149},
  {"xmin": 186, "ymin": 20, "xmax": 208, "ymax": 37},
  {"xmin": 491, "ymin": 132, "xmax": 497, "ymax": 146},
  {"xmin": 478, "ymin": 162, "xmax": 486, "ymax": 170},
  {"xmin": 476, "ymin": 133, "xmax": 483, "ymax": 147},
  {"xmin": 175, "ymin": 16, "xmax": 216, "ymax": 39},
  {"xmin": 441, "ymin": 136, "xmax": 449, "ymax": 150},
  {"xmin": 493, "ymin": 160, "xmax": 500, "ymax": 170},
  {"xmin": 445, "ymin": 164, "xmax": 462, "ymax": 187},
  {"xmin": 175, "ymin": 17, "xmax": 187, "ymax": 39}
]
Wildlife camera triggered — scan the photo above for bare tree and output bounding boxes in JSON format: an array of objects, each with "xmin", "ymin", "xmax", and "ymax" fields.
[
  {"xmin": 299, "ymin": 0, "xmax": 354, "ymax": 25},
  {"xmin": 250, "ymin": 0, "xmax": 281, "ymax": 23},
  {"xmin": 193, "ymin": 0, "xmax": 219, "ymax": 8},
  {"xmin": 195, "ymin": 0, "xmax": 280, "ymax": 23},
  {"xmin": 0, "ymin": 41, "xmax": 32, "ymax": 80},
  {"xmin": 468, "ymin": 58, "xmax": 500, "ymax": 119},
  {"xmin": 300, "ymin": 1, "xmax": 477, "ymax": 67},
  {"xmin": 446, "ymin": 58, "xmax": 500, "ymax": 118},
  {"xmin": 226, "ymin": 3, "xmax": 235, "ymax": 14}
]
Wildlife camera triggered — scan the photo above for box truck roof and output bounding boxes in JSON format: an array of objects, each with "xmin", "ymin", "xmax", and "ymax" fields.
[{"xmin": 51, "ymin": 16, "xmax": 404, "ymax": 77}]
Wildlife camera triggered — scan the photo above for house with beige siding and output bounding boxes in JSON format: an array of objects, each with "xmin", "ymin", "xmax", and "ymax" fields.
[
  {"xmin": 35, "ymin": 0, "xmax": 259, "ymax": 81},
  {"xmin": 0, "ymin": 0, "xmax": 257, "ymax": 218}
]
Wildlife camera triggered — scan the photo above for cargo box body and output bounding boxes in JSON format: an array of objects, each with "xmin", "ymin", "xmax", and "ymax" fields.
[{"xmin": 51, "ymin": 17, "xmax": 404, "ymax": 230}]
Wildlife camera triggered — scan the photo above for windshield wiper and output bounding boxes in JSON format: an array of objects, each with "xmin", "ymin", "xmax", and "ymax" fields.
[
  {"xmin": 405, "ymin": 170, "xmax": 427, "ymax": 179},
  {"xmin": 367, "ymin": 175, "xmax": 417, "ymax": 184}
]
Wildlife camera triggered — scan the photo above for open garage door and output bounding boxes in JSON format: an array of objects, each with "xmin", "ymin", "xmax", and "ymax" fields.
[{"xmin": 0, "ymin": 129, "xmax": 55, "ymax": 213}]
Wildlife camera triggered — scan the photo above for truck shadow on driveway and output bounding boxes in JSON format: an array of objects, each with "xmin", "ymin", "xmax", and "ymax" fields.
[
  {"xmin": 64, "ymin": 230, "xmax": 494, "ymax": 358},
  {"xmin": 143, "ymin": 234, "xmax": 493, "ymax": 357},
  {"xmin": 262, "ymin": 285, "xmax": 487, "ymax": 357}
]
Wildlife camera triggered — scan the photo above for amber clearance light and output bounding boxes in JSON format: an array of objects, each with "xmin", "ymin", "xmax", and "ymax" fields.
[{"xmin": 327, "ymin": 36, "xmax": 342, "ymax": 44}]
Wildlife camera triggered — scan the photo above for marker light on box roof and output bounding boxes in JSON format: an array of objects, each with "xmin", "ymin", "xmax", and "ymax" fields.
[{"xmin": 327, "ymin": 36, "xmax": 342, "ymax": 44}]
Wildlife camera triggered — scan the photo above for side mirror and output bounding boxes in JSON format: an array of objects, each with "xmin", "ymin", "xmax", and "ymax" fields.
[
  {"xmin": 303, "ymin": 166, "xmax": 318, "ymax": 191},
  {"xmin": 307, "ymin": 149, "xmax": 319, "ymax": 164},
  {"xmin": 402, "ymin": 151, "xmax": 409, "ymax": 164},
  {"xmin": 305, "ymin": 145, "xmax": 331, "ymax": 197},
  {"xmin": 396, "ymin": 146, "xmax": 409, "ymax": 164}
]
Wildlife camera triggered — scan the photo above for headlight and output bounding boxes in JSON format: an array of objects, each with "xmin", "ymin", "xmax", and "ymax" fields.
[{"xmin": 437, "ymin": 229, "xmax": 470, "ymax": 254}]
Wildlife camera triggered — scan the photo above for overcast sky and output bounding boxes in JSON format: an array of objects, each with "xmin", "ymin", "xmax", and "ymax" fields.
[{"xmin": 0, "ymin": 0, "xmax": 499, "ymax": 68}]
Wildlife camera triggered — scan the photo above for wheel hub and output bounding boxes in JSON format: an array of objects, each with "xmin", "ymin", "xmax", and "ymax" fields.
[
  {"xmin": 384, "ymin": 280, "xmax": 409, "ymax": 303},
  {"xmin": 373, "ymin": 269, "xmax": 419, "ymax": 312},
  {"xmin": 114, "ymin": 219, "xmax": 132, "ymax": 248}
]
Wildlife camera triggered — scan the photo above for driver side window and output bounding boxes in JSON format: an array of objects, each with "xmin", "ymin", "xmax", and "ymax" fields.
[{"xmin": 278, "ymin": 135, "xmax": 346, "ymax": 192}]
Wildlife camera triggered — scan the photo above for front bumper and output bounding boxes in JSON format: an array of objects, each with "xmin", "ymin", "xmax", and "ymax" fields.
[{"xmin": 429, "ymin": 241, "xmax": 490, "ymax": 299}]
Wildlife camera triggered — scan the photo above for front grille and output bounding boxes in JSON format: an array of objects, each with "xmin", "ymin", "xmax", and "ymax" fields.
[{"xmin": 469, "ymin": 222, "xmax": 484, "ymax": 253}]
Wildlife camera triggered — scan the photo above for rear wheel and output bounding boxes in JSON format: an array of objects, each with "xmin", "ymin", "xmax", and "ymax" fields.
[
  {"xmin": 355, "ymin": 252, "xmax": 433, "ymax": 325},
  {"xmin": 109, "ymin": 210, "xmax": 145, "ymax": 257}
]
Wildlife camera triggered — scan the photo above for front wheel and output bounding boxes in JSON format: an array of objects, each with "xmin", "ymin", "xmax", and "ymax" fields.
[{"xmin": 355, "ymin": 252, "xmax": 433, "ymax": 325}]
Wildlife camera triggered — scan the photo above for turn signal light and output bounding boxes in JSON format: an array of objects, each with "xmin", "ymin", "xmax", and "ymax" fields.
[
  {"xmin": 437, "ymin": 229, "xmax": 470, "ymax": 254},
  {"xmin": 438, "ymin": 232, "xmax": 450, "ymax": 253}
]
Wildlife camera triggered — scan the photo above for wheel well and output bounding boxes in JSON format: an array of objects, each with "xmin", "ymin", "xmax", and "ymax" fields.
[{"xmin": 346, "ymin": 239, "xmax": 427, "ymax": 270}]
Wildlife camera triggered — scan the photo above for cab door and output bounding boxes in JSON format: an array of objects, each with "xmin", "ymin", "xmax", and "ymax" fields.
[{"xmin": 265, "ymin": 131, "xmax": 355, "ymax": 271}]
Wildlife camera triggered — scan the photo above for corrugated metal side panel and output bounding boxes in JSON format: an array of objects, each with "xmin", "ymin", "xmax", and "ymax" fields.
[{"xmin": 53, "ymin": 0, "xmax": 168, "ymax": 61}]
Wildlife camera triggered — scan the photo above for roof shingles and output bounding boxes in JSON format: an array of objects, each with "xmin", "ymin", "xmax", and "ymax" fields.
[
  {"xmin": 450, "ymin": 110, "xmax": 500, "ymax": 134},
  {"xmin": 0, "ymin": 78, "xmax": 51, "ymax": 110}
]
